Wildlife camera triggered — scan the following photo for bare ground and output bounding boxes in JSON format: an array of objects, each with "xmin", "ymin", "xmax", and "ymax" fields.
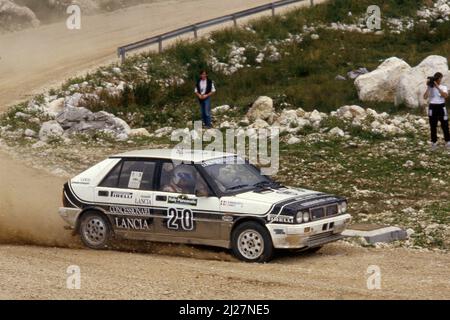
[
  {"xmin": 0, "ymin": 243, "xmax": 449, "ymax": 300},
  {"xmin": 0, "ymin": 0, "xmax": 449, "ymax": 300}
]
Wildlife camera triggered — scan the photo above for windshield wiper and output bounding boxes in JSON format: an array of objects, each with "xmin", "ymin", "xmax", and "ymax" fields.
[
  {"xmin": 226, "ymin": 184, "xmax": 249, "ymax": 191},
  {"xmin": 253, "ymin": 181, "xmax": 273, "ymax": 188},
  {"xmin": 254, "ymin": 181, "xmax": 284, "ymax": 189}
]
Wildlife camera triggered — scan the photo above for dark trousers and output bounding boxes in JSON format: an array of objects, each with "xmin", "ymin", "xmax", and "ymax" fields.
[
  {"xmin": 199, "ymin": 97, "xmax": 212, "ymax": 128},
  {"xmin": 429, "ymin": 103, "xmax": 450, "ymax": 143}
]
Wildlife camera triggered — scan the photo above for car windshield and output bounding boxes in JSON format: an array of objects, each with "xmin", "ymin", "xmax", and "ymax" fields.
[{"xmin": 201, "ymin": 158, "xmax": 275, "ymax": 193}]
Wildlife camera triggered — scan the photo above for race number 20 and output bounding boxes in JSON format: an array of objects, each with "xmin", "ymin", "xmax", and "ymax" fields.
[{"xmin": 167, "ymin": 208, "xmax": 194, "ymax": 231}]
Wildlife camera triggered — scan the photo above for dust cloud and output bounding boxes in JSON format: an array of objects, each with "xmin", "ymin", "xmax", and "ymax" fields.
[{"xmin": 0, "ymin": 150, "xmax": 73, "ymax": 246}]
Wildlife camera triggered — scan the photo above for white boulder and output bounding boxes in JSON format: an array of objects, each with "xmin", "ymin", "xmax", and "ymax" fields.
[
  {"xmin": 65, "ymin": 93, "xmax": 83, "ymax": 108},
  {"xmin": 115, "ymin": 133, "xmax": 129, "ymax": 141},
  {"xmin": 355, "ymin": 57, "xmax": 411, "ymax": 102},
  {"xmin": 212, "ymin": 105, "xmax": 231, "ymax": 115},
  {"xmin": 396, "ymin": 55, "xmax": 449, "ymax": 108},
  {"xmin": 129, "ymin": 128, "xmax": 151, "ymax": 138},
  {"xmin": 329, "ymin": 127, "xmax": 345, "ymax": 137},
  {"xmin": 406, "ymin": 228, "xmax": 415, "ymax": 238},
  {"xmin": 296, "ymin": 118, "xmax": 311, "ymax": 129},
  {"xmin": 15, "ymin": 112, "xmax": 30, "ymax": 120},
  {"xmin": 39, "ymin": 120, "xmax": 64, "ymax": 142},
  {"xmin": 437, "ymin": 3, "xmax": 450, "ymax": 16},
  {"xmin": 287, "ymin": 136, "xmax": 301, "ymax": 145},
  {"xmin": 220, "ymin": 121, "xmax": 232, "ymax": 129},
  {"xmin": 252, "ymin": 119, "xmax": 270, "ymax": 129},
  {"xmin": 336, "ymin": 105, "xmax": 367, "ymax": 119},
  {"xmin": 247, "ymin": 96, "xmax": 275, "ymax": 123},
  {"xmin": 112, "ymin": 117, "xmax": 131, "ymax": 135},
  {"xmin": 24, "ymin": 129, "xmax": 36, "ymax": 137},
  {"xmin": 46, "ymin": 98, "xmax": 65, "ymax": 115},
  {"xmin": 277, "ymin": 110, "xmax": 298, "ymax": 126},
  {"xmin": 0, "ymin": 0, "xmax": 40, "ymax": 31},
  {"xmin": 443, "ymin": 71, "xmax": 450, "ymax": 88},
  {"xmin": 308, "ymin": 110, "xmax": 323, "ymax": 123},
  {"xmin": 154, "ymin": 127, "xmax": 173, "ymax": 138}
]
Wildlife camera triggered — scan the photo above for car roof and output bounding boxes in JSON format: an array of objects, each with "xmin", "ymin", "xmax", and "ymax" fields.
[{"xmin": 112, "ymin": 149, "xmax": 237, "ymax": 163}]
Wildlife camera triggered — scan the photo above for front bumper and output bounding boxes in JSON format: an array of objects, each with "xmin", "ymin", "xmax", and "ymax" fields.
[
  {"xmin": 266, "ymin": 214, "xmax": 352, "ymax": 249},
  {"xmin": 59, "ymin": 207, "xmax": 82, "ymax": 229}
]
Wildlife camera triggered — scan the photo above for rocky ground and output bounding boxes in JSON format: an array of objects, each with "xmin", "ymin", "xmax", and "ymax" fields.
[{"xmin": 1, "ymin": 97, "xmax": 450, "ymax": 252}]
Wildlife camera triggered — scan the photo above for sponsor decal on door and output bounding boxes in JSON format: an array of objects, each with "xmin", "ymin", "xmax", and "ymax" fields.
[{"xmin": 114, "ymin": 217, "xmax": 152, "ymax": 230}]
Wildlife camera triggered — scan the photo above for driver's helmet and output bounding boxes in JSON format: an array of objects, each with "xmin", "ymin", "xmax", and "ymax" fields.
[
  {"xmin": 172, "ymin": 165, "xmax": 196, "ymax": 193},
  {"xmin": 216, "ymin": 164, "xmax": 237, "ymax": 186}
]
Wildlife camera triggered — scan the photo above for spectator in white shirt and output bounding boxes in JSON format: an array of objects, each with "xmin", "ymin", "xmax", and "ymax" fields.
[
  {"xmin": 195, "ymin": 70, "xmax": 216, "ymax": 128},
  {"xmin": 423, "ymin": 72, "xmax": 449, "ymax": 150}
]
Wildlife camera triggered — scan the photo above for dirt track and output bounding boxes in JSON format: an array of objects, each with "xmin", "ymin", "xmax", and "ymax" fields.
[
  {"xmin": 0, "ymin": 0, "xmax": 449, "ymax": 300},
  {"xmin": 0, "ymin": 0, "xmax": 312, "ymax": 109},
  {"xmin": 1, "ymin": 243, "xmax": 449, "ymax": 300}
]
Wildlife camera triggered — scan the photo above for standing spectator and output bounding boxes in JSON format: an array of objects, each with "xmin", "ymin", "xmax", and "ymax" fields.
[
  {"xmin": 423, "ymin": 72, "xmax": 449, "ymax": 150},
  {"xmin": 195, "ymin": 70, "xmax": 216, "ymax": 128}
]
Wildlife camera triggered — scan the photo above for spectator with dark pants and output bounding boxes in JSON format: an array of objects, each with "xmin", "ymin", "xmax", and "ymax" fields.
[
  {"xmin": 195, "ymin": 70, "xmax": 216, "ymax": 128},
  {"xmin": 423, "ymin": 72, "xmax": 449, "ymax": 150}
]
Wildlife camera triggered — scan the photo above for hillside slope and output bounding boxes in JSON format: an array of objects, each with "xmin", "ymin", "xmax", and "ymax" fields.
[{"xmin": 0, "ymin": 0, "xmax": 306, "ymax": 110}]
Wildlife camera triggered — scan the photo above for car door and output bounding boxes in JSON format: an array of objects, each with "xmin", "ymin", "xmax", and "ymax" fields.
[
  {"xmin": 95, "ymin": 159, "xmax": 157, "ymax": 236},
  {"xmin": 152, "ymin": 161, "xmax": 222, "ymax": 242}
]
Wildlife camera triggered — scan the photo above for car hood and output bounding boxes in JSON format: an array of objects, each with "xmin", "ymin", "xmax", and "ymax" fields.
[{"xmin": 233, "ymin": 187, "xmax": 323, "ymax": 204}]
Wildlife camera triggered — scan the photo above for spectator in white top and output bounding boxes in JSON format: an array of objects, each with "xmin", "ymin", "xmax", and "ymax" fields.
[
  {"xmin": 195, "ymin": 70, "xmax": 216, "ymax": 128},
  {"xmin": 423, "ymin": 72, "xmax": 449, "ymax": 150}
]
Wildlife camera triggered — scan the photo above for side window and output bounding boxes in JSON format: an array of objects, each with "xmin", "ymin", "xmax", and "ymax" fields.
[
  {"xmin": 118, "ymin": 160, "xmax": 156, "ymax": 190},
  {"xmin": 159, "ymin": 162, "xmax": 175, "ymax": 192},
  {"xmin": 159, "ymin": 163, "xmax": 210, "ymax": 196},
  {"xmin": 100, "ymin": 162, "xmax": 122, "ymax": 188}
]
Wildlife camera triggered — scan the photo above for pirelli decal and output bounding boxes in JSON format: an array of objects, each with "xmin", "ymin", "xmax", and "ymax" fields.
[
  {"xmin": 110, "ymin": 191, "xmax": 134, "ymax": 199},
  {"xmin": 269, "ymin": 214, "xmax": 294, "ymax": 224}
]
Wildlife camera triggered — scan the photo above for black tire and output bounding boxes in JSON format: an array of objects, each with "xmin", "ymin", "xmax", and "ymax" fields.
[
  {"xmin": 79, "ymin": 212, "xmax": 112, "ymax": 250},
  {"xmin": 231, "ymin": 221, "xmax": 274, "ymax": 263}
]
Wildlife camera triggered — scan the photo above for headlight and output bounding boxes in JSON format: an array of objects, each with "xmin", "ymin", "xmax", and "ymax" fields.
[
  {"xmin": 296, "ymin": 212, "xmax": 303, "ymax": 223},
  {"xmin": 339, "ymin": 202, "xmax": 348, "ymax": 214},
  {"xmin": 303, "ymin": 211, "xmax": 310, "ymax": 223},
  {"xmin": 296, "ymin": 211, "xmax": 310, "ymax": 223}
]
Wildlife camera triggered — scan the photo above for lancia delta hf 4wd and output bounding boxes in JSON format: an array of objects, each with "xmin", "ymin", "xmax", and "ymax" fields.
[{"xmin": 59, "ymin": 149, "xmax": 352, "ymax": 262}]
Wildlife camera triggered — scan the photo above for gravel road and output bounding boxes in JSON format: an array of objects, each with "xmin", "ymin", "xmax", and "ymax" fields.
[{"xmin": 1, "ymin": 243, "xmax": 449, "ymax": 300}]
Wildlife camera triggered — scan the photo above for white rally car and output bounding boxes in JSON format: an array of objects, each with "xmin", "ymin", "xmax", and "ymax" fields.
[{"xmin": 59, "ymin": 149, "xmax": 351, "ymax": 262}]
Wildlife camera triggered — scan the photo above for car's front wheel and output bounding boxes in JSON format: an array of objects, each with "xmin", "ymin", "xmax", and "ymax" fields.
[
  {"xmin": 79, "ymin": 212, "xmax": 111, "ymax": 250},
  {"xmin": 231, "ymin": 222, "xmax": 274, "ymax": 263}
]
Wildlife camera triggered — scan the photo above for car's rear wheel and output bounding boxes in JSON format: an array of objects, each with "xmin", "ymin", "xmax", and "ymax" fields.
[
  {"xmin": 79, "ymin": 212, "xmax": 111, "ymax": 250},
  {"xmin": 231, "ymin": 222, "xmax": 274, "ymax": 263}
]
